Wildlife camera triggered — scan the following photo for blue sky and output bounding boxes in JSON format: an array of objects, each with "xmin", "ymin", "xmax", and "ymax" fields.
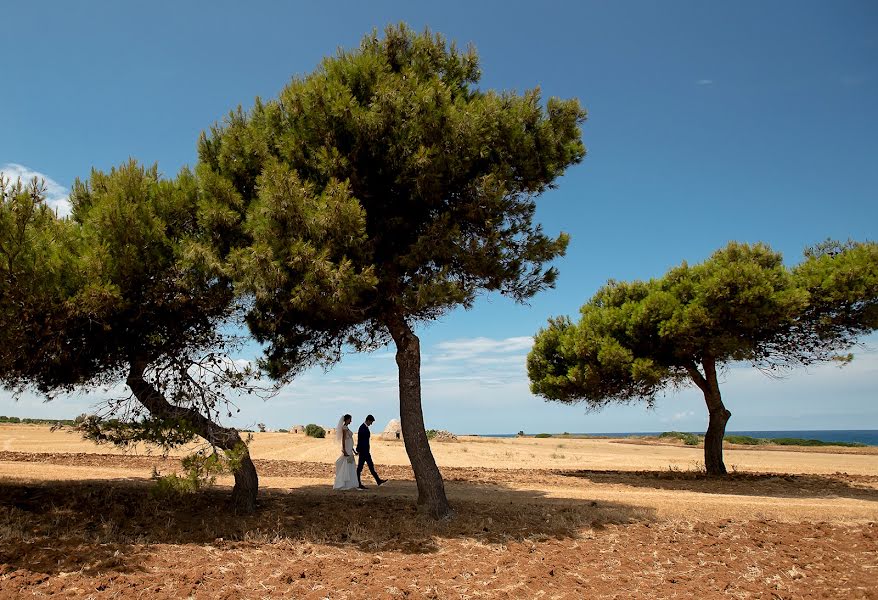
[{"xmin": 2, "ymin": 1, "xmax": 876, "ymax": 434}]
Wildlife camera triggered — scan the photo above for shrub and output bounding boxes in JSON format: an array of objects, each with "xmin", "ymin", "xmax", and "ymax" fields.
[
  {"xmin": 305, "ymin": 423, "xmax": 326, "ymax": 438},
  {"xmin": 151, "ymin": 447, "xmax": 244, "ymax": 499},
  {"xmin": 426, "ymin": 429, "xmax": 437, "ymax": 440},
  {"xmin": 724, "ymin": 435, "xmax": 762, "ymax": 445},
  {"xmin": 770, "ymin": 437, "xmax": 864, "ymax": 447},
  {"xmin": 535, "ymin": 433, "xmax": 552, "ymax": 438},
  {"xmin": 659, "ymin": 431, "xmax": 701, "ymax": 446},
  {"xmin": 720, "ymin": 435, "xmax": 865, "ymax": 448}
]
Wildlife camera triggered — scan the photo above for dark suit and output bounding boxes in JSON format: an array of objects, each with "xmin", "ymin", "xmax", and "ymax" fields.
[{"xmin": 356, "ymin": 423, "xmax": 381, "ymax": 484}]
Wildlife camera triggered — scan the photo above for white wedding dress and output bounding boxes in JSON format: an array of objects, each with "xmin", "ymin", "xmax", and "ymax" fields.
[{"xmin": 333, "ymin": 426, "xmax": 359, "ymax": 490}]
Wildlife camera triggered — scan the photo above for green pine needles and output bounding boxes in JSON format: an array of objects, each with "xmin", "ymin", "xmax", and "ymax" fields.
[{"xmin": 528, "ymin": 240, "xmax": 878, "ymax": 474}]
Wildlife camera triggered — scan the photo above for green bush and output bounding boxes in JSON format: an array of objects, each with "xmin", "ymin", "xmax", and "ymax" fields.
[
  {"xmin": 151, "ymin": 449, "xmax": 241, "ymax": 499},
  {"xmin": 721, "ymin": 435, "xmax": 865, "ymax": 448},
  {"xmin": 659, "ymin": 431, "xmax": 701, "ymax": 445},
  {"xmin": 426, "ymin": 429, "xmax": 437, "ymax": 440},
  {"xmin": 658, "ymin": 431, "xmax": 867, "ymax": 448},
  {"xmin": 305, "ymin": 423, "xmax": 326, "ymax": 438},
  {"xmin": 724, "ymin": 435, "xmax": 762, "ymax": 445},
  {"xmin": 535, "ymin": 433, "xmax": 552, "ymax": 438},
  {"xmin": 770, "ymin": 437, "xmax": 864, "ymax": 447}
]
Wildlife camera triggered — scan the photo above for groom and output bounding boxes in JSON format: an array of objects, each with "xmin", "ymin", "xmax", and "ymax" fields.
[{"xmin": 356, "ymin": 415, "xmax": 387, "ymax": 489}]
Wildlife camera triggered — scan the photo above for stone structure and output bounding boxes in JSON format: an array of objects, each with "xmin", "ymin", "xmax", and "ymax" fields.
[{"xmin": 381, "ymin": 418, "xmax": 403, "ymax": 441}]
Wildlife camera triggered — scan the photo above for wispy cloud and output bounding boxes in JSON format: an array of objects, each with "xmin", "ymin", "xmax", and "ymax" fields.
[
  {"xmin": 434, "ymin": 336, "xmax": 533, "ymax": 361},
  {"xmin": 335, "ymin": 374, "xmax": 398, "ymax": 385},
  {"xmin": 0, "ymin": 163, "xmax": 71, "ymax": 217},
  {"xmin": 661, "ymin": 410, "xmax": 695, "ymax": 423},
  {"xmin": 696, "ymin": 79, "xmax": 714, "ymax": 86}
]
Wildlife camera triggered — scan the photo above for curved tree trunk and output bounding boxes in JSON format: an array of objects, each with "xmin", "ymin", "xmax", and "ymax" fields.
[
  {"xmin": 686, "ymin": 356, "xmax": 731, "ymax": 475},
  {"xmin": 704, "ymin": 396, "xmax": 731, "ymax": 475},
  {"xmin": 384, "ymin": 313, "xmax": 452, "ymax": 519},
  {"xmin": 126, "ymin": 357, "xmax": 259, "ymax": 512}
]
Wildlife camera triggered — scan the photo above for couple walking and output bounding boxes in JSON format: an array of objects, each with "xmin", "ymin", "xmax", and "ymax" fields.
[{"xmin": 333, "ymin": 414, "xmax": 387, "ymax": 490}]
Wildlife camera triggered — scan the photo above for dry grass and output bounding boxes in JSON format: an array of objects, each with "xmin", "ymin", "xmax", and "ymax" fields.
[
  {"xmin": 2, "ymin": 425, "xmax": 878, "ymax": 598},
  {"xmin": 3, "ymin": 423, "xmax": 876, "ymax": 474},
  {"xmin": 2, "ymin": 477, "xmax": 875, "ymax": 599},
  {"xmin": 3, "ymin": 450, "xmax": 877, "ymax": 523},
  {"xmin": 0, "ymin": 477, "xmax": 647, "ymax": 555}
]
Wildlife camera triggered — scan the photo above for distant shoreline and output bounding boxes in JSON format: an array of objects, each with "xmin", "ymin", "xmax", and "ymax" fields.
[
  {"xmin": 469, "ymin": 430, "xmax": 878, "ymax": 446},
  {"xmin": 3, "ymin": 419, "xmax": 876, "ymax": 446}
]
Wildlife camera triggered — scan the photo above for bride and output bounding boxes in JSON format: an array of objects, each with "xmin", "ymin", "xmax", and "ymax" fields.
[{"xmin": 333, "ymin": 414, "xmax": 359, "ymax": 490}]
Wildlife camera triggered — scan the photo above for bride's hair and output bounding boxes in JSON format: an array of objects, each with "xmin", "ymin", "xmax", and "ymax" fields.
[{"xmin": 336, "ymin": 414, "xmax": 351, "ymax": 443}]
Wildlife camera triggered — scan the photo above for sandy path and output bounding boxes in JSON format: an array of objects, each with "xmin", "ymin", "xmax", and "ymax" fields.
[
  {"xmin": 3, "ymin": 457, "xmax": 876, "ymax": 523},
  {"xmin": 3, "ymin": 423, "xmax": 877, "ymax": 523},
  {"xmin": 3, "ymin": 424, "xmax": 877, "ymax": 474}
]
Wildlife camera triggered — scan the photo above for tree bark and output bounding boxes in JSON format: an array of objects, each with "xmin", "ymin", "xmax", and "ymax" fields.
[
  {"xmin": 384, "ymin": 312, "xmax": 452, "ymax": 519},
  {"xmin": 126, "ymin": 357, "xmax": 259, "ymax": 512},
  {"xmin": 686, "ymin": 356, "xmax": 731, "ymax": 475}
]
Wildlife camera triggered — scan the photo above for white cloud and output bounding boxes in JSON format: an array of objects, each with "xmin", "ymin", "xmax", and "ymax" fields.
[
  {"xmin": 3, "ymin": 335, "xmax": 874, "ymax": 435},
  {"xmin": 0, "ymin": 163, "xmax": 71, "ymax": 217},
  {"xmin": 696, "ymin": 79, "xmax": 714, "ymax": 86},
  {"xmin": 661, "ymin": 410, "xmax": 695, "ymax": 423},
  {"xmin": 434, "ymin": 336, "xmax": 533, "ymax": 361},
  {"xmin": 419, "ymin": 335, "xmax": 534, "ymax": 390},
  {"xmin": 336, "ymin": 374, "xmax": 398, "ymax": 385}
]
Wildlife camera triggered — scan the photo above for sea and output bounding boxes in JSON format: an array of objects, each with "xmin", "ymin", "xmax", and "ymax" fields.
[{"xmin": 478, "ymin": 430, "xmax": 878, "ymax": 446}]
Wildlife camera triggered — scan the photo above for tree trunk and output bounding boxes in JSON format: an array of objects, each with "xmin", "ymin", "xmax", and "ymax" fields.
[
  {"xmin": 703, "ymin": 395, "xmax": 731, "ymax": 475},
  {"xmin": 384, "ymin": 313, "xmax": 452, "ymax": 519},
  {"xmin": 126, "ymin": 357, "xmax": 259, "ymax": 512},
  {"xmin": 686, "ymin": 356, "xmax": 731, "ymax": 475}
]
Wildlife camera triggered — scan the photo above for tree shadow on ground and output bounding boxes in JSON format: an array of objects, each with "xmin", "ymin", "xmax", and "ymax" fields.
[
  {"xmin": 253, "ymin": 459, "xmax": 878, "ymax": 503},
  {"xmin": 9, "ymin": 451, "xmax": 874, "ymax": 503},
  {"xmin": 0, "ymin": 477, "xmax": 654, "ymax": 575},
  {"xmin": 552, "ymin": 469, "xmax": 878, "ymax": 501}
]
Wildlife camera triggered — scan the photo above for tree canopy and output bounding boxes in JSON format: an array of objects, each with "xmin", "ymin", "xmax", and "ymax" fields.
[
  {"xmin": 200, "ymin": 24, "xmax": 586, "ymax": 517},
  {"xmin": 0, "ymin": 162, "xmax": 262, "ymax": 510},
  {"xmin": 0, "ymin": 175, "xmax": 81, "ymax": 392},
  {"xmin": 528, "ymin": 240, "xmax": 878, "ymax": 474}
]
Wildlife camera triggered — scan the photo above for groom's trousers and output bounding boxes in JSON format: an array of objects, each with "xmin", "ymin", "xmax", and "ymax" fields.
[{"xmin": 357, "ymin": 451, "xmax": 381, "ymax": 484}]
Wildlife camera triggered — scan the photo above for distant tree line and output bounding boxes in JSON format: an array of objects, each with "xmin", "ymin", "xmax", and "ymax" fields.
[{"xmin": 0, "ymin": 416, "xmax": 76, "ymax": 426}]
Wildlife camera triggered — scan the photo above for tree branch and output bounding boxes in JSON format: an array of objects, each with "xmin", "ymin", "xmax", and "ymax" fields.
[
  {"xmin": 126, "ymin": 355, "xmax": 242, "ymax": 451},
  {"xmin": 684, "ymin": 361, "xmax": 709, "ymax": 395}
]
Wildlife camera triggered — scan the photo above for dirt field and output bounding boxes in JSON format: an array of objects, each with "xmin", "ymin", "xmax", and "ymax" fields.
[{"xmin": 1, "ymin": 424, "xmax": 877, "ymax": 598}]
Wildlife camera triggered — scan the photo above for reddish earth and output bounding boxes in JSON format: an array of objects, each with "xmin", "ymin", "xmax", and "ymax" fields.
[{"xmin": 1, "ymin": 451, "xmax": 877, "ymax": 599}]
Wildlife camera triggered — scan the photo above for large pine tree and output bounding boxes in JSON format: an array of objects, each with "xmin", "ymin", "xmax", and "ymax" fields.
[{"xmin": 200, "ymin": 24, "xmax": 587, "ymax": 517}]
